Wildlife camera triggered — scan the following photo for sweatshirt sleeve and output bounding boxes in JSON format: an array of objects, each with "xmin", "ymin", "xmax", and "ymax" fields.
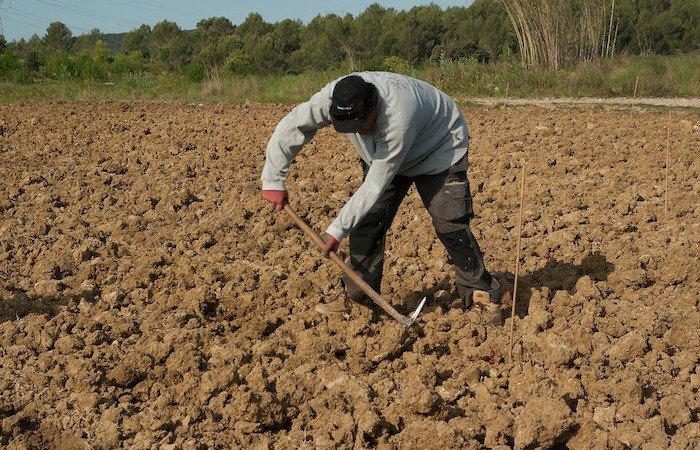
[
  {"xmin": 261, "ymin": 85, "xmax": 334, "ymax": 191},
  {"xmin": 326, "ymin": 117, "xmax": 418, "ymax": 241}
]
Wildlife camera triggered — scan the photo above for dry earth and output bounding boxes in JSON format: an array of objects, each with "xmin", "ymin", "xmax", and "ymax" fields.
[{"xmin": 0, "ymin": 100, "xmax": 698, "ymax": 450}]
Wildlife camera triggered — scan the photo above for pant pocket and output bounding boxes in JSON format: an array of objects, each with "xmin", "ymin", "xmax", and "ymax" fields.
[{"xmin": 438, "ymin": 179, "xmax": 473, "ymax": 224}]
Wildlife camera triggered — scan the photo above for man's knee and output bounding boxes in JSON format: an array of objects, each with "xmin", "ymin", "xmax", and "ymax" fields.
[
  {"xmin": 350, "ymin": 211, "xmax": 387, "ymax": 254},
  {"xmin": 437, "ymin": 228, "xmax": 478, "ymax": 273}
]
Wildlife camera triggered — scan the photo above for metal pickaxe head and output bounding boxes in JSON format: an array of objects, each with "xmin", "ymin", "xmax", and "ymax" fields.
[{"xmin": 401, "ymin": 296, "xmax": 427, "ymax": 327}]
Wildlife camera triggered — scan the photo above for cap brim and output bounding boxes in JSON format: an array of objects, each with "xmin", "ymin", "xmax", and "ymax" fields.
[{"xmin": 331, "ymin": 117, "xmax": 368, "ymax": 133}]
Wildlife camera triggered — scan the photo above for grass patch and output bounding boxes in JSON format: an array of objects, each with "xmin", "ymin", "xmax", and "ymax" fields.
[{"xmin": 0, "ymin": 53, "xmax": 697, "ymax": 104}]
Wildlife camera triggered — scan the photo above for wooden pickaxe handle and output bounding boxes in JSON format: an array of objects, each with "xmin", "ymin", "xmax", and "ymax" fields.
[{"xmin": 283, "ymin": 204, "xmax": 421, "ymax": 327}]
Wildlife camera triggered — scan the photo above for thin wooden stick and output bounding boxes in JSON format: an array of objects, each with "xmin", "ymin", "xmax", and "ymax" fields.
[
  {"xmin": 633, "ymin": 75, "xmax": 639, "ymax": 99},
  {"xmin": 508, "ymin": 162, "xmax": 526, "ymax": 363},
  {"xmin": 665, "ymin": 111, "xmax": 671, "ymax": 218}
]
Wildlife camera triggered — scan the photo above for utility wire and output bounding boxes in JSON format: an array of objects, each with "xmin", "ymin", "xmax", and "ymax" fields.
[
  {"xmin": 9, "ymin": 6, "xmax": 67, "ymax": 26},
  {"xmin": 3, "ymin": 5, "xmax": 90, "ymax": 34},
  {"xmin": 33, "ymin": 0, "xmax": 141, "ymax": 28},
  {"xmin": 1, "ymin": 14, "xmax": 50, "ymax": 33},
  {"xmin": 2, "ymin": 0, "xmax": 146, "ymax": 39}
]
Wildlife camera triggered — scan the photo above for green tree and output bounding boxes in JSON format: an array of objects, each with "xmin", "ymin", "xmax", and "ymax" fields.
[
  {"xmin": 196, "ymin": 17, "xmax": 236, "ymax": 39},
  {"xmin": 613, "ymin": 0, "xmax": 697, "ymax": 55},
  {"xmin": 193, "ymin": 17, "xmax": 236, "ymax": 67},
  {"xmin": 237, "ymin": 13, "xmax": 271, "ymax": 40},
  {"xmin": 43, "ymin": 22, "xmax": 73, "ymax": 53},
  {"xmin": 232, "ymin": 13, "xmax": 272, "ymax": 73},
  {"xmin": 466, "ymin": 0, "xmax": 514, "ymax": 61},
  {"xmin": 0, "ymin": 48, "xmax": 23, "ymax": 80},
  {"xmin": 73, "ymin": 28, "xmax": 106, "ymax": 54},
  {"xmin": 111, "ymin": 50, "xmax": 147, "ymax": 76},
  {"xmin": 199, "ymin": 34, "xmax": 242, "ymax": 69},
  {"xmin": 640, "ymin": 0, "xmax": 698, "ymax": 54},
  {"xmin": 389, "ymin": 5, "xmax": 445, "ymax": 64},
  {"xmin": 224, "ymin": 49, "xmax": 254, "ymax": 74},
  {"xmin": 351, "ymin": 4, "xmax": 397, "ymax": 68},
  {"xmin": 293, "ymin": 14, "xmax": 353, "ymax": 71},
  {"xmin": 441, "ymin": 6, "xmax": 477, "ymax": 60},
  {"xmin": 26, "ymin": 51, "xmax": 40, "ymax": 72},
  {"xmin": 672, "ymin": 0, "xmax": 699, "ymax": 53},
  {"xmin": 8, "ymin": 35, "xmax": 42, "ymax": 71},
  {"xmin": 150, "ymin": 20, "xmax": 191, "ymax": 70},
  {"xmin": 252, "ymin": 18, "xmax": 302, "ymax": 73},
  {"xmin": 122, "ymin": 25, "xmax": 152, "ymax": 58}
]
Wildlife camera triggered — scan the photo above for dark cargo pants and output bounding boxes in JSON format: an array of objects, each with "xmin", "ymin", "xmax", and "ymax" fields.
[{"xmin": 342, "ymin": 156, "xmax": 501, "ymax": 307}]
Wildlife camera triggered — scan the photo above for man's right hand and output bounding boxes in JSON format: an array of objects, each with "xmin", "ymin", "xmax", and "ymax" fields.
[
  {"xmin": 262, "ymin": 189, "xmax": 288, "ymax": 211},
  {"xmin": 322, "ymin": 234, "xmax": 339, "ymax": 257}
]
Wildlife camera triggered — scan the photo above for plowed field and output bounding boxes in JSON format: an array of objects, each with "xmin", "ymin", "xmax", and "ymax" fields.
[{"xmin": 0, "ymin": 101, "xmax": 698, "ymax": 449}]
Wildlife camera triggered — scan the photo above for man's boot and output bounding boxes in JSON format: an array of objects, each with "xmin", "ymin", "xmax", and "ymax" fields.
[
  {"xmin": 467, "ymin": 290, "xmax": 503, "ymax": 326},
  {"xmin": 314, "ymin": 293, "xmax": 351, "ymax": 315}
]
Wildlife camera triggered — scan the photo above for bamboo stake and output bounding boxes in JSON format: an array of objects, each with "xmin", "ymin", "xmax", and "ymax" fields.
[
  {"xmin": 508, "ymin": 162, "xmax": 526, "ymax": 363},
  {"xmin": 633, "ymin": 75, "xmax": 639, "ymax": 99},
  {"xmin": 665, "ymin": 111, "xmax": 671, "ymax": 218}
]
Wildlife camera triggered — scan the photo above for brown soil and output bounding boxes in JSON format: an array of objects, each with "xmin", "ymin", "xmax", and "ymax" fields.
[{"xmin": 0, "ymin": 101, "xmax": 698, "ymax": 450}]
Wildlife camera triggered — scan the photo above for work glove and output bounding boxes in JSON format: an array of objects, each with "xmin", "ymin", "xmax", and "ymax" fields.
[
  {"xmin": 322, "ymin": 234, "xmax": 339, "ymax": 257},
  {"xmin": 262, "ymin": 189, "xmax": 288, "ymax": 211}
]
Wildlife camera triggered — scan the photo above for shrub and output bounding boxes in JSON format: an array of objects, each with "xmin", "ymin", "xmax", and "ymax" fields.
[
  {"xmin": 382, "ymin": 56, "xmax": 413, "ymax": 75},
  {"xmin": 111, "ymin": 51, "xmax": 148, "ymax": 77},
  {"xmin": 225, "ymin": 51, "xmax": 255, "ymax": 75},
  {"xmin": 186, "ymin": 63, "xmax": 205, "ymax": 82},
  {"xmin": 0, "ymin": 48, "xmax": 30, "ymax": 83}
]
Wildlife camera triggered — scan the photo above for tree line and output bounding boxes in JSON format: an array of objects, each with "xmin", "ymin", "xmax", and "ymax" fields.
[{"xmin": 0, "ymin": 0, "xmax": 697, "ymax": 83}]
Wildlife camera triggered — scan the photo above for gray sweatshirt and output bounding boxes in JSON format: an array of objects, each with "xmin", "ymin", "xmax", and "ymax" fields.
[{"xmin": 261, "ymin": 71, "xmax": 469, "ymax": 242}]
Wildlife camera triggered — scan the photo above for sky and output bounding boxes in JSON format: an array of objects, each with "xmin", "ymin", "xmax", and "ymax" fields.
[{"xmin": 0, "ymin": 0, "xmax": 472, "ymax": 42}]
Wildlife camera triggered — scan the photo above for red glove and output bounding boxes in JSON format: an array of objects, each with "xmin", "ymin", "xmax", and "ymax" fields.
[
  {"xmin": 262, "ymin": 190, "xmax": 288, "ymax": 211},
  {"xmin": 322, "ymin": 234, "xmax": 339, "ymax": 257}
]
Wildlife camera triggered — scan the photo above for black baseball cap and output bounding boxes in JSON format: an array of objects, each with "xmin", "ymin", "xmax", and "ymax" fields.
[{"xmin": 330, "ymin": 75, "xmax": 374, "ymax": 133}]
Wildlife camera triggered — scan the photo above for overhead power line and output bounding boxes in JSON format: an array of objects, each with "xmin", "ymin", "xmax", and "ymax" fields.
[
  {"xmin": 33, "ymin": 0, "xmax": 141, "ymax": 28},
  {"xmin": 9, "ymin": 6, "xmax": 76, "ymax": 28},
  {"xmin": 1, "ymin": 3, "xmax": 91, "ymax": 35},
  {"xmin": 1, "ymin": 0, "xmax": 147, "ymax": 39}
]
